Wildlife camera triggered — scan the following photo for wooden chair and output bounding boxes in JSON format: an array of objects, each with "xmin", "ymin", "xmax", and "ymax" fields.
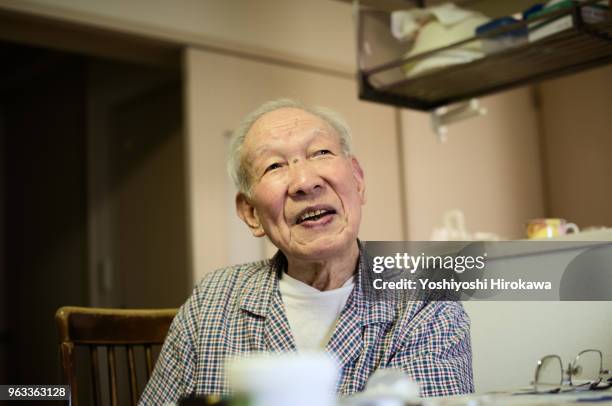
[{"xmin": 55, "ymin": 306, "xmax": 177, "ymax": 406}]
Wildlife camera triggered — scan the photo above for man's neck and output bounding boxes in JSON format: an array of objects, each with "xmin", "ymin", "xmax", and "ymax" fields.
[{"xmin": 285, "ymin": 241, "xmax": 359, "ymax": 291}]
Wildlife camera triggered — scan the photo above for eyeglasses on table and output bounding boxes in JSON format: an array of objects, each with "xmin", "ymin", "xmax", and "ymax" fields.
[{"xmin": 531, "ymin": 349, "xmax": 612, "ymax": 394}]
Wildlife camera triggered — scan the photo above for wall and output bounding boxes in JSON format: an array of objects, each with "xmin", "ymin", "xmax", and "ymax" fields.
[
  {"xmin": 538, "ymin": 64, "xmax": 612, "ymax": 229},
  {"xmin": 0, "ymin": 0, "xmax": 355, "ymax": 73},
  {"xmin": 400, "ymin": 87, "xmax": 546, "ymax": 240}
]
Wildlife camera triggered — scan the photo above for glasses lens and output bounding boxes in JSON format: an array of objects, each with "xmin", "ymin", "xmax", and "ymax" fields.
[
  {"xmin": 573, "ymin": 350, "xmax": 602, "ymax": 386},
  {"xmin": 536, "ymin": 356, "xmax": 563, "ymax": 392}
]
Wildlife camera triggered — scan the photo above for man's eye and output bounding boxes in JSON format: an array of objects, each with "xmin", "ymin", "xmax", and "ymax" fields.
[
  {"xmin": 264, "ymin": 163, "xmax": 282, "ymax": 174},
  {"xmin": 313, "ymin": 149, "xmax": 332, "ymax": 157}
]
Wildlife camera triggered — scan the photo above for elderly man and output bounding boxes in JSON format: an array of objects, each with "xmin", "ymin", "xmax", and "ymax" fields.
[{"xmin": 140, "ymin": 99, "xmax": 473, "ymax": 404}]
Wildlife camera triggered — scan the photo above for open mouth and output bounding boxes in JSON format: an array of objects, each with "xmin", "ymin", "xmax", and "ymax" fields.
[{"xmin": 296, "ymin": 208, "xmax": 336, "ymax": 225}]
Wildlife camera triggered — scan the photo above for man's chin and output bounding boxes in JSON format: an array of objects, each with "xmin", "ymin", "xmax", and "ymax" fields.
[{"xmin": 287, "ymin": 235, "xmax": 357, "ymax": 261}]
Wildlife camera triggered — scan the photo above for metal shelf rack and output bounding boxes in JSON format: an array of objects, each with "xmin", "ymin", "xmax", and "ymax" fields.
[{"xmin": 357, "ymin": 0, "xmax": 612, "ymax": 111}]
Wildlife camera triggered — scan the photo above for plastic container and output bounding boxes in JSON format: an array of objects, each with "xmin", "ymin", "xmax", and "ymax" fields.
[
  {"xmin": 476, "ymin": 17, "xmax": 528, "ymax": 54},
  {"xmin": 227, "ymin": 353, "xmax": 339, "ymax": 406}
]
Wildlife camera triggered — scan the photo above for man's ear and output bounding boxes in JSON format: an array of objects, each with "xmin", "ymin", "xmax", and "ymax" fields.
[
  {"xmin": 351, "ymin": 156, "xmax": 366, "ymax": 204},
  {"xmin": 236, "ymin": 193, "xmax": 266, "ymax": 237}
]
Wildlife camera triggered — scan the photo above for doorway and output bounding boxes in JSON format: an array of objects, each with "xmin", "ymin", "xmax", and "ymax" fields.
[{"xmin": 0, "ymin": 38, "xmax": 189, "ymax": 392}]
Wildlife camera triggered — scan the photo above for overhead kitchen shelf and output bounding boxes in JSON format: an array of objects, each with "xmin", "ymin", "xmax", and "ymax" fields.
[{"xmin": 357, "ymin": 0, "xmax": 612, "ymax": 111}]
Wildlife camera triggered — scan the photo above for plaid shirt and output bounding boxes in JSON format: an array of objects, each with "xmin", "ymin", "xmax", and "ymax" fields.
[{"xmin": 140, "ymin": 249, "xmax": 473, "ymax": 404}]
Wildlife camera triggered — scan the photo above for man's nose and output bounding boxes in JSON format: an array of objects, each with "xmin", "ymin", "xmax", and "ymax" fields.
[{"xmin": 287, "ymin": 160, "xmax": 322, "ymax": 197}]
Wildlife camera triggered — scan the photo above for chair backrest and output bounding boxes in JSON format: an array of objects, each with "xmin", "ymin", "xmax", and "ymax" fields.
[{"xmin": 55, "ymin": 306, "xmax": 177, "ymax": 406}]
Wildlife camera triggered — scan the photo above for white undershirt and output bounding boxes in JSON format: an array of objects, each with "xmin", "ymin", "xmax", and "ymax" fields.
[{"xmin": 279, "ymin": 272, "xmax": 354, "ymax": 352}]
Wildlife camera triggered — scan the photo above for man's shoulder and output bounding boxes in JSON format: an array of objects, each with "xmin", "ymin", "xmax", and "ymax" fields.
[
  {"xmin": 190, "ymin": 259, "xmax": 275, "ymax": 301},
  {"xmin": 397, "ymin": 300, "xmax": 469, "ymax": 326},
  {"xmin": 391, "ymin": 300, "xmax": 470, "ymax": 346},
  {"xmin": 174, "ymin": 259, "xmax": 275, "ymax": 329}
]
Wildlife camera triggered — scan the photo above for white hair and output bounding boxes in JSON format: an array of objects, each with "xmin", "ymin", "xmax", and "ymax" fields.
[{"xmin": 227, "ymin": 98, "xmax": 353, "ymax": 196}]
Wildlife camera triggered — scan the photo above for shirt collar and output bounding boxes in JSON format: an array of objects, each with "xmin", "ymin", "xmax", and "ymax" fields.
[
  {"xmin": 237, "ymin": 257, "xmax": 278, "ymax": 317},
  {"xmin": 239, "ymin": 241, "xmax": 396, "ymax": 325}
]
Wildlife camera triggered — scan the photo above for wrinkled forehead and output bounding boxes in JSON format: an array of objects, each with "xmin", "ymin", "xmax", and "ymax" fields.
[{"xmin": 243, "ymin": 107, "xmax": 339, "ymax": 155}]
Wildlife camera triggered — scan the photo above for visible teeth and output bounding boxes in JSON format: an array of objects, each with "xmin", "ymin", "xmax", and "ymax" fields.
[{"xmin": 299, "ymin": 209, "xmax": 327, "ymax": 222}]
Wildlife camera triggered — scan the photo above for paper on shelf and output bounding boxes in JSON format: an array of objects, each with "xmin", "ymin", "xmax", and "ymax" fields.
[{"xmin": 391, "ymin": 2, "xmax": 485, "ymax": 41}]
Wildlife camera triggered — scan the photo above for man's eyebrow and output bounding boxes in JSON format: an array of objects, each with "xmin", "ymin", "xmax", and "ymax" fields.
[{"xmin": 253, "ymin": 145, "xmax": 270, "ymax": 155}]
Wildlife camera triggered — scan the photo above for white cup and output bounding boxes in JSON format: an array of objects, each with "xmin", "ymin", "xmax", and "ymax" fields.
[{"xmin": 227, "ymin": 352, "xmax": 339, "ymax": 406}]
